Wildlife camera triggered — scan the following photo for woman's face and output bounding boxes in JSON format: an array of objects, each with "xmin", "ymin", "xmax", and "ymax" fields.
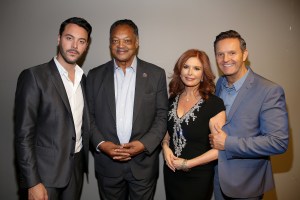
[{"xmin": 180, "ymin": 57, "xmax": 203, "ymax": 88}]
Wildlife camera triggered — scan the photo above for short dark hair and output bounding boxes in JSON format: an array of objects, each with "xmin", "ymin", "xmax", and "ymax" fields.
[
  {"xmin": 59, "ymin": 17, "xmax": 92, "ymax": 41},
  {"xmin": 214, "ymin": 30, "xmax": 246, "ymax": 53},
  {"xmin": 110, "ymin": 19, "xmax": 139, "ymax": 37}
]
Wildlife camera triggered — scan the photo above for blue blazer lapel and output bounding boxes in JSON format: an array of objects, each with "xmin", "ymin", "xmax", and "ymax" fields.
[
  {"xmin": 49, "ymin": 60, "xmax": 72, "ymax": 114},
  {"xmin": 216, "ymin": 77, "xmax": 223, "ymax": 96},
  {"xmin": 132, "ymin": 59, "xmax": 147, "ymax": 125},
  {"xmin": 226, "ymin": 69, "xmax": 255, "ymax": 123}
]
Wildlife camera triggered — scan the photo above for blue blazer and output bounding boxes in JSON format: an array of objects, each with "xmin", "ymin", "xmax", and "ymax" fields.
[{"xmin": 215, "ymin": 68, "xmax": 289, "ymax": 198}]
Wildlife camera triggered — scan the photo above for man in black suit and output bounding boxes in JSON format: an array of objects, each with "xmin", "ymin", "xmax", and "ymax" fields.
[
  {"xmin": 14, "ymin": 17, "xmax": 92, "ymax": 200},
  {"xmin": 87, "ymin": 19, "xmax": 168, "ymax": 200}
]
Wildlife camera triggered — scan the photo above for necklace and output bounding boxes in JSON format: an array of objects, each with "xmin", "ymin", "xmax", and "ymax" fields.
[{"xmin": 182, "ymin": 91, "xmax": 200, "ymax": 102}]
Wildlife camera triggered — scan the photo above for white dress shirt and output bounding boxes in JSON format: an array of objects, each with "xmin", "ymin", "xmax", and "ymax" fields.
[{"xmin": 54, "ymin": 57, "xmax": 84, "ymax": 153}]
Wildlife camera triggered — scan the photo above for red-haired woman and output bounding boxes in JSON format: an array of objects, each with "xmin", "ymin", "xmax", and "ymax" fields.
[{"xmin": 162, "ymin": 49, "xmax": 226, "ymax": 200}]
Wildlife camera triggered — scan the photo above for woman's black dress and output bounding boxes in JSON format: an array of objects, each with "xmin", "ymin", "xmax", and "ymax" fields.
[{"xmin": 164, "ymin": 94, "xmax": 225, "ymax": 200}]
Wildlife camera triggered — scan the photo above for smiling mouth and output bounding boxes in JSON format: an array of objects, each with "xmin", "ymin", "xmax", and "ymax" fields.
[
  {"xmin": 223, "ymin": 63, "xmax": 234, "ymax": 67},
  {"xmin": 117, "ymin": 51, "xmax": 127, "ymax": 54},
  {"xmin": 185, "ymin": 77, "xmax": 195, "ymax": 81}
]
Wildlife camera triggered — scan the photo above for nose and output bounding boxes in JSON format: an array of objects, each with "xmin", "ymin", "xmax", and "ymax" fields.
[
  {"xmin": 117, "ymin": 40, "xmax": 125, "ymax": 48},
  {"xmin": 72, "ymin": 41, "xmax": 78, "ymax": 49},
  {"xmin": 223, "ymin": 54, "xmax": 230, "ymax": 62},
  {"xmin": 188, "ymin": 68, "xmax": 192, "ymax": 75}
]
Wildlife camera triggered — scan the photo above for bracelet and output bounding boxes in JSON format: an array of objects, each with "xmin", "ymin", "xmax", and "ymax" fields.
[
  {"xmin": 161, "ymin": 139, "xmax": 169, "ymax": 147},
  {"xmin": 180, "ymin": 159, "xmax": 190, "ymax": 172}
]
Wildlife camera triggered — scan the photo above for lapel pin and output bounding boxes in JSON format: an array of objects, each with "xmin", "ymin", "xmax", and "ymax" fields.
[{"xmin": 143, "ymin": 73, "xmax": 147, "ymax": 78}]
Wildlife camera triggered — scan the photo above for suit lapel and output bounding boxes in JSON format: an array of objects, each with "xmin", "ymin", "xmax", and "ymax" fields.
[
  {"xmin": 81, "ymin": 75, "xmax": 90, "ymax": 130},
  {"xmin": 216, "ymin": 77, "xmax": 223, "ymax": 97},
  {"xmin": 49, "ymin": 59, "xmax": 72, "ymax": 114},
  {"xmin": 226, "ymin": 69, "xmax": 255, "ymax": 123},
  {"xmin": 133, "ymin": 59, "xmax": 147, "ymax": 125},
  {"xmin": 104, "ymin": 62, "xmax": 116, "ymax": 122}
]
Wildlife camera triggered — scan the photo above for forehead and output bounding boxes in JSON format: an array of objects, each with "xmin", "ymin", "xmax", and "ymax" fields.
[
  {"xmin": 185, "ymin": 57, "xmax": 202, "ymax": 66},
  {"xmin": 62, "ymin": 23, "xmax": 88, "ymax": 39},
  {"xmin": 216, "ymin": 38, "xmax": 241, "ymax": 51},
  {"xmin": 111, "ymin": 24, "xmax": 135, "ymax": 37}
]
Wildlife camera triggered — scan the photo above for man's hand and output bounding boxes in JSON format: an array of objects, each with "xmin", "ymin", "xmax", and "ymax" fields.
[
  {"xmin": 28, "ymin": 183, "xmax": 48, "ymax": 200},
  {"xmin": 209, "ymin": 124, "xmax": 227, "ymax": 150},
  {"xmin": 99, "ymin": 141, "xmax": 131, "ymax": 161},
  {"xmin": 116, "ymin": 140, "xmax": 145, "ymax": 158}
]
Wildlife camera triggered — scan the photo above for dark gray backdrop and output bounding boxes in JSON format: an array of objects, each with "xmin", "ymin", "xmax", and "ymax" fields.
[{"xmin": 1, "ymin": 0, "xmax": 299, "ymax": 199}]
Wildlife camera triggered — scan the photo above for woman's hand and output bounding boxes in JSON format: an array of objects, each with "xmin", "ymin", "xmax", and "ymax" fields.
[
  {"xmin": 173, "ymin": 157, "xmax": 190, "ymax": 172},
  {"xmin": 162, "ymin": 145, "xmax": 176, "ymax": 172}
]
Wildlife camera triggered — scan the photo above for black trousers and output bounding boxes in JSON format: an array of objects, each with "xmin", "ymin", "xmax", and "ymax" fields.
[
  {"xmin": 19, "ymin": 150, "xmax": 84, "ymax": 200},
  {"xmin": 96, "ymin": 162, "xmax": 157, "ymax": 200}
]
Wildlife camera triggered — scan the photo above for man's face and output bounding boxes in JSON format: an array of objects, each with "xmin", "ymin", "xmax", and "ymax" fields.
[
  {"xmin": 215, "ymin": 38, "xmax": 248, "ymax": 83},
  {"xmin": 57, "ymin": 23, "xmax": 89, "ymax": 65},
  {"xmin": 110, "ymin": 24, "xmax": 139, "ymax": 68}
]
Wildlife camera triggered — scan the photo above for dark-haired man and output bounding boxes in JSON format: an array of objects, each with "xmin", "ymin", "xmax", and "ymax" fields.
[
  {"xmin": 15, "ymin": 17, "xmax": 92, "ymax": 200},
  {"xmin": 209, "ymin": 30, "xmax": 289, "ymax": 199}
]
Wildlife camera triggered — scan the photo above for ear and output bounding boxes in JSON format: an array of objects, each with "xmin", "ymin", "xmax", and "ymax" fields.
[
  {"xmin": 84, "ymin": 42, "xmax": 89, "ymax": 51},
  {"xmin": 57, "ymin": 35, "xmax": 61, "ymax": 45},
  {"xmin": 135, "ymin": 37, "xmax": 139, "ymax": 48},
  {"xmin": 242, "ymin": 49, "xmax": 248, "ymax": 62}
]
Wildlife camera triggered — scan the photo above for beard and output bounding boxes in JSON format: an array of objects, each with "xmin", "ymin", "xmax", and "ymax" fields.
[{"xmin": 58, "ymin": 45, "xmax": 80, "ymax": 65}]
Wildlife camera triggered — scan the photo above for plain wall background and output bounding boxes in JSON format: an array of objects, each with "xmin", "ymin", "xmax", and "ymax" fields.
[{"xmin": 1, "ymin": 0, "xmax": 299, "ymax": 199}]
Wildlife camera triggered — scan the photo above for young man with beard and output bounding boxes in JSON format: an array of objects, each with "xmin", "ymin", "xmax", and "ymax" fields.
[{"xmin": 15, "ymin": 17, "xmax": 92, "ymax": 200}]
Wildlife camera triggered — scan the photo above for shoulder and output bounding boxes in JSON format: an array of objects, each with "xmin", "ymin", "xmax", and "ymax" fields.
[
  {"xmin": 168, "ymin": 95, "xmax": 177, "ymax": 103},
  {"xmin": 206, "ymin": 94, "xmax": 224, "ymax": 105},
  {"xmin": 87, "ymin": 60, "xmax": 113, "ymax": 76},
  {"xmin": 18, "ymin": 60, "xmax": 53, "ymax": 80},
  {"xmin": 205, "ymin": 94, "xmax": 226, "ymax": 115},
  {"xmin": 138, "ymin": 58, "xmax": 165, "ymax": 74},
  {"xmin": 251, "ymin": 71, "xmax": 285, "ymax": 94}
]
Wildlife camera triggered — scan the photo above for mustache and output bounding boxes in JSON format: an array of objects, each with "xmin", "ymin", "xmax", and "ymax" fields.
[
  {"xmin": 116, "ymin": 47, "xmax": 134, "ymax": 51},
  {"xmin": 67, "ymin": 49, "xmax": 79, "ymax": 54}
]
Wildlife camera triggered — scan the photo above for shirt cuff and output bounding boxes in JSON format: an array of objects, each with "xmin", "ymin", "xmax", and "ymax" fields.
[{"xmin": 96, "ymin": 141, "xmax": 105, "ymax": 152}]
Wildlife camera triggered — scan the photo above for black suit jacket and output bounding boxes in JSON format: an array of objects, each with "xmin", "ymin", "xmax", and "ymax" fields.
[
  {"xmin": 14, "ymin": 59, "xmax": 90, "ymax": 188},
  {"xmin": 87, "ymin": 58, "xmax": 168, "ymax": 179}
]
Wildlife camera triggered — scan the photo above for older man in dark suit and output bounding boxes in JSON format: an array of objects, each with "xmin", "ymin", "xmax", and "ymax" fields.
[
  {"xmin": 87, "ymin": 19, "xmax": 168, "ymax": 200},
  {"xmin": 14, "ymin": 17, "xmax": 93, "ymax": 200}
]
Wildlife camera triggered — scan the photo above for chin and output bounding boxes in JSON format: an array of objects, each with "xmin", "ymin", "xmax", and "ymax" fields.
[{"xmin": 66, "ymin": 59, "xmax": 77, "ymax": 65}]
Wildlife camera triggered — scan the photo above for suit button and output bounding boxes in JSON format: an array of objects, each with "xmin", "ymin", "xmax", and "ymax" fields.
[
  {"xmin": 72, "ymin": 137, "xmax": 75, "ymax": 141},
  {"xmin": 70, "ymin": 153, "xmax": 74, "ymax": 157}
]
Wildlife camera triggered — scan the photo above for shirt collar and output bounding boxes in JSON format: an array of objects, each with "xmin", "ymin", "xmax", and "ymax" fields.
[
  {"xmin": 222, "ymin": 67, "xmax": 250, "ymax": 92},
  {"xmin": 113, "ymin": 56, "xmax": 137, "ymax": 72},
  {"xmin": 54, "ymin": 56, "xmax": 83, "ymax": 78}
]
